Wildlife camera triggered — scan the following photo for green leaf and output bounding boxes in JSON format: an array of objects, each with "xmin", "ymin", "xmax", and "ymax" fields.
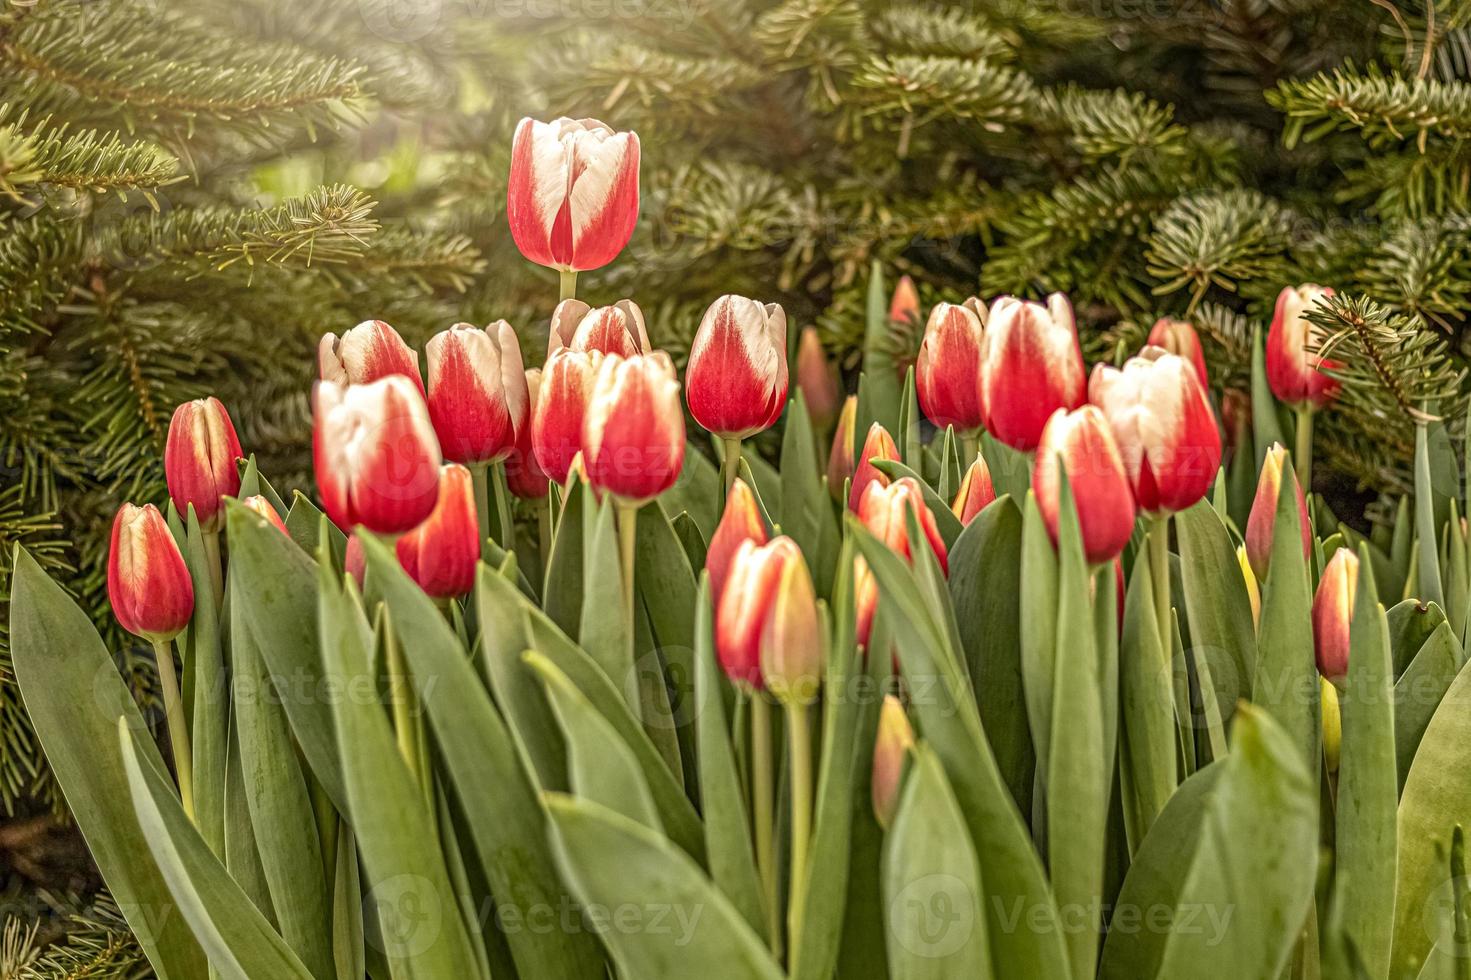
[
  {"xmin": 898, "ymin": 365, "xmax": 923, "ymax": 472},
  {"xmin": 181, "ymin": 509, "xmax": 227, "ymax": 860},
  {"xmin": 580, "ymin": 498, "xmax": 634, "ymax": 709},
  {"xmin": 863, "ymin": 260, "xmax": 902, "ymax": 437},
  {"xmin": 542, "ymin": 479, "xmax": 586, "ymax": 638},
  {"xmin": 545, "ymin": 795, "xmax": 785, "ymax": 979},
  {"xmin": 1119, "ymin": 550, "xmax": 1177, "ymax": 853},
  {"xmin": 1250, "ymin": 324, "xmax": 1287, "ymax": 465},
  {"xmin": 1394, "ymin": 622, "xmax": 1465, "ymax": 788},
  {"xmin": 1175, "ymin": 500, "xmax": 1257, "ymax": 720},
  {"xmin": 661, "ymin": 443, "xmax": 722, "ymax": 541},
  {"xmin": 9, "ymin": 547, "xmax": 208, "ymax": 980},
  {"xmin": 882, "ymin": 745, "xmax": 993, "ymax": 979},
  {"xmin": 635, "ymin": 503, "xmax": 702, "ymax": 789},
  {"xmin": 1417, "ymin": 423, "xmax": 1447, "ymax": 609},
  {"xmin": 1390, "ymin": 598, "xmax": 1450, "ymax": 677},
  {"xmin": 225, "ymin": 713, "xmax": 275, "ymax": 926},
  {"xmin": 870, "ymin": 458, "xmax": 963, "ymax": 549},
  {"xmin": 333, "ymin": 823, "xmax": 365, "ymax": 980},
  {"xmin": 780, "ymin": 391, "xmax": 842, "ymax": 598},
  {"xmin": 119, "ymin": 721, "xmax": 314, "ymax": 980},
  {"xmin": 1019, "ymin": 491, "xmax": 1060, "ymax": 790},
  {"xmin": 284, "ymin": 491, "xmax": 345, "ymax": 568}
]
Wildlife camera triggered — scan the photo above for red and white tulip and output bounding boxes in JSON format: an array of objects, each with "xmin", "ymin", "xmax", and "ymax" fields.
[
  {"xmin": 1146, "ymin": 317, "xmax": 1208, "ymax": 388},
  {"xmin": 705, "ymin": 478, "xmax": 768, "ymax": 604},
  {"xmin": 979, "ymin": 294, "xmax": 1086, "ymax": 452},
  {"xmin": 164, "ymin": 397, "xmax": 243, "ymax": 533},
  {"xmin": 1032, "ymin": 406, "xmax": 1136, "ymax": 565},
  {"xmin": 108, "ymin": 503, "xmax": 194, "ymax": 642},
  {"xmin": 951, "ymin": 455, "xmax": 996, "ymax": 525},
  {"xmin": 686, "ymin": 295, "xmax": 789, "ymax": 440},
  {"xmin": 871, "ymin": 694, "xmax": 914, "ymax": 831},
  {"xmin": 426, "ymin": 321, "xmax": 528, "ymax": 465},
  {"xmin": 1267, "ymin": 284, "xmax": 1340, "ymax": 411},
  {"xmin": 917, "ymin": 299, "xmax": 986, "ymax": 434},
  {"xmin": 855, "ymin": 477, "xmax": 949, "ymax": 647},
  {"xmin": 241, "ymin": 495, "xmax": 288, "ymax": 534},
  {"xmin": 1244, "ymin": 442, "xmax": 1311, "ymax": 580},
  {"xmin": 319, "ymin": 320, "xmax": 424, "ymax": 392},
  {"xmin": 532, "ymin": 350, "xmax": 602, "ymax": 486},
  {"xmin": 547, "ymin": 298, "xmax": 649, "ymax": 358},
  {"xmin": 396, "ymin": 464, "xmax": 480, "ymax": 599},
  {"xmin": 827, "ymin": 395, "xmax": 858, "ymax": 499},
  {"xmin": 848, "ymin": 422, "xmax": 898, "ymax": 513},
  {"xmin": 582, "ymin": 352, "xmax": 686, "ymax": 504},
  {"xmin": 1313, "ymin": 547, "xmax": 1358, "ymax": 682},
  {"xmin": 715, "ymin": 536, "xmax": 821, "ymax": 703},
  {"xmin": 505, "ymin": 368, "xmax": 550, "ymax": 499}
]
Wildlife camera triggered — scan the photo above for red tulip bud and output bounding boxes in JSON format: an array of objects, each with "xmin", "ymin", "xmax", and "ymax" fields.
[
  {"xmin": 1313, "ymin": 547, "xmax": 1358, "ymax": 682},
  {"xmin": 917, "ymin": 299, "xmax": 986, "ymax": 434},
  {"xmin": 705, "ymin": 478, "xmax": 768, "ymax": 603},
  {"xmin": 108, "ymin": 503, "xmax": 193, "ymax": 642},
  {"xmin": 506, "ymin": 116, "xmax": 640, "ymax": 274},
  {"xmin": 396, "ymin": 464, "xmax": 480, "ymax": 598},
  {"xmin": 827, "ymin": 396, "xmax": 858, "ymax": 499},
  {"xmin": 855, "ymin": 477, "xmax": 949, "ymax": 647},
  {"xmin": 1033, "ymin": 406, "xmax": 1136, "ymax": 565},
  {"xmin": 345, "ymin": 535, "xmax": 365, "ymax": 588},
  {"xmin": 687, "ymin": 295, "xmax": 789, "ymax": 440},
  {"xmin": 1089, "ymin": 346, "xmax": 1222, "ymax": 515},
  {"xmin": 506, "ymin": 368, "xmax": 550, "ymax": 499},
  {"xmin": 313, "ymin": 375, "xmax": 442, "ymax": 535},
  {"xmin": 871, "ymin": 694, "xmax": 914, "ymax": 831},
  {"xmin": 319, "ymin": 320, "xmax": 424, "ymax": 393},
  {"xmin": 951, "ymin": 455, "xmax": 996, "ymax": 525},
  {"xmin": 1244, "ymin": 443, "xmax": 1310, "ymax": 581},
  {"xmin": 980, "ymin": 294, "xmax": 1086, "ymax": 452},
  {"xmin": 715, "ymin": 537, "xmax": 819, "ymax": 702},
  {"xmin": 164, "ymin": 397, "xmax": 243, "ymax": 533},
  {"xmin": 848, "ymin": 422, "xmax": 898, "ymax": 513},
  {"xmin": 548, "ymin": 299, "xmax": 649, "ymax": 358},
  {"xmin": 533, "ymin": 349, "xmax": 603, "ymax": 486},
  {"xmin": 241, "ymin": 495, "xmax": 288, "ymax": 534},
  {"xmin": 760, "ymin": 546, "xmax": 823, "ymax": 705},
  {"xmin": 1147, "ymin": 317, "xmax": 1208, "ymax": 388},
  {"xmin": 889, "ymin": 275, "xmax": 920, "ymax": 327},
  {"xmin": 1267, "ymin": 284, "xmax": 1340, "ymax": 411},
  {"xmin": 795, "ymin": 326, "xmax": 841, "ymax": 430},
  {"xmin": 582, "ymin": 352, "xmax": 686, "ymax": 504},
  {"xmin": 426, "ymin": 321, "xmax": 528, "ymax": 465}
]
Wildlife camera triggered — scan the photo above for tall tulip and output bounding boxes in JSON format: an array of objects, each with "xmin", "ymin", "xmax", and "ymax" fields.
[
  {"xmin": 686, "ymin": 295, "xmax": 788, "ymax": 488},
  {"xmin": 532, "ymin": 349, "xmax": 602, "ymax": 486},
  {"xmin": 1032, "ymin": 406, "xmax": 1136, "ymax": 565},
  {"xmin": 319, "ymin": 320, "xmax": 424, "ymax": 392},
  {"xmin": 795, "ymin": 326, "xmax": 841, "ymax": 431},
  {"xmin": 164, "ymin": 397, "xmax": 243, "ymax": 534},
  {"xmin": 979, "ymin": 293, "xmax": 1087, "ymax": 452},
  {"xmin": 506, "ymin": 369, "xmax": 550, "ymax": 499},
  {"xmin": 871, "ymin": 694, "xmax": 914, "ymax": 831},
  {"xmin": 916, "ymin": 299, "xmax": 986, "ymax": 436},
  {"xmin": 951, "ymin": 455, "xmax": 996, "ymax": 525},
  {"xmin": 313, "ymin": 375, "xmax": 442, "ymax": 535},
  {"xmin": 848, "ymin": 422, "xmax": 898, "ymax": 513},
  {"xmin": 1268, "ymin": 283, "xmax": 1338, "ymax": 493},
  {"xmin": 827, "ymin": 395, "xmax": 858, "ymax": 499},
  {"xmin": 1147, "ymin": 317, "xmax": 1208, "ymax": 387},
  {"xmin": 425, "ymin": 321, "xmax": 528, "ymax": 465},
  {"xmin": 396, "ymin": 464, "xmax": 480, "ymax": 599},
  {"xmin": 855, "ymin": 477, "xmax": 949, "ymax": 648},
  {"xmin": 582, "ymin": 352, "xmax": 686, "ymax": 504},
  {"xmin": 506, "ymin": 116, "xmax": 640, "ymax": 295},
  {"xmin": 1313, "ymin": 548, "xmax": 1358, "ymax": 682},
  {"xmin": 547, "ymin": 298, "xmax": 649, "ymax": 358},
  {"xmin": 1244, "ymin": 443, "xmax": 1310, "ymax": 581},
  {"xmin": 706, "ymin": 478, "xmax": 768, "ymax": 604}
]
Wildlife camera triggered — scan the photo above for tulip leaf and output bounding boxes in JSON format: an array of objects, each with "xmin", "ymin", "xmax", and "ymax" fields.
[
  {"xmin": 224, "ymin": 712, "xmax": 276, "ymax": 925},
  {"xmin": 8, "ymin": 546, "xmax": 209, "ymax": 980},
  {"xmin": 1175, "ymin": 500, "xmax": 1257, "ymax": 721},
  {"xmin": 182, "ymin": 508, "xmax": 227, "ymax": 860},
  {"xmin": 119, "ymin": 719, "xmax": 316, "ymax": 980},
  {"xmin": 940, "ymin": 427, "xmax": 965, "ymax": 501},
  {"xmin": 545, "ymin": 794, "xmax": 786, "ymax": 980},
  {"xmin": 635, "ymin": 504, "xmax": 702, "ymax": 789},
  {"xmin": 580, "ymin": 498, "xmax": 635, "ymax": 711},
  {"xmin": 1411, "ymin": 825, "xmax": 1471, "ymax": 980},
  {"xmin": 1416, "ymin": 422, "xmax": 1448, "ymax": 609},
  {"xmin": 947, "ymin": 496, "xmax": 1033, "ymax": 816},
  {"xmin": 359, "ymin": 536, "xmax": 607, "ymax": 978},
  {"xmin": 1018, "ymin": 491, "xmax": 1059, "ymax": 791},
  {"xmin": 331, "ymin": 821, "xmax": 364, "ymax": 980},
  {"xmin": 870, "ymin": 457, "xmax": 964, "ymax": 548},
  {"xmin": 284, "ymin": 491, "xmax": 345, "ymax": 567},
  {"xmin": 670, "ymin": 511, "xmax": 709, "ymax": 572},
  {"xmin": 1250, "ymin": 324, "xmax": 1288, "ymax": 467},
  {"xmin": 897, "ymin": 365, "xmax": 923, "ymax": 474},
  {"xmin": 1389, "ymin": 598, "xmax": 1450, "ymax": 677},
  {"xmin": 1119, "ymin": 553, "xmax": 1177, "ymax": 853},
  {"xmin": 1394, "ymin": 621, "xmax": 1465, "ymax": 788},
  {"xmin": 238, "ymin": 454, "xmax": 290, "ymax": 519},
  {"xmin": 1098, "ymin": 704, "xmax": 1318, "ymax": 980},
  {"xmin": 661, "ymin": 442, "xmax": 722, "ymax": 541},
  {"xmin": 1333, "ymin": 544, "xmax": 1397, "ymax": 978},
  {"xmin": 780, "ymin": 391, "xmax": 842, "ymax": 598},
  {"xmin": 862, "ymin": 260, "xmax": 902, "ymax": 437},
  {"xmin": 882, "ymin": 744, "xmax": 993, "ymax": 980},
  {"xmin": 542, "ymin": 478, "xmax": 586, "ymax": 636}
]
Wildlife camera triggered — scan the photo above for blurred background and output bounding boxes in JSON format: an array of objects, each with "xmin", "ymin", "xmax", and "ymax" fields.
[{"xmin": 0, "ymin": 0, "xmax": 1464, "ymax": 972}]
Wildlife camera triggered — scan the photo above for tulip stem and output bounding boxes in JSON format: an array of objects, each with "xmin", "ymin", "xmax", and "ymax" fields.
[
  {"xmin": 538, "ymin": 496, "xmax": 553, "ymax": 561},
  {"xmin": 786, "ymin": 700, "xmax": 813, "ymax": 955},
  {"xmin": 202, "ymin": 530, "xmax": 224, "ymax": 609},
  {"xmin": 491, "ymin": 462, "xmax": 516, "ymax": 549},
  {"xmin": 471, "ymin": 462, "xmax": 492, "ymax": 558},
  {"xmin": 1148, "ymin": 515, "xmax": 1172, "ymax": 647},
  {"xmin": 721, "ymin": 437, "xmax": 743, "ymax": 497},
  {"xmin": 750, "ymin": 691, "xmax": 780, "ymax": 955},
  {"xmin": 152, "ymin": 638, "xmax": 195, "ymax": 822},
  {"xmin": 617, "ymin": 502, "xmax": 639, "ymax": 715},
  {"xmin": 559, "ymin": 269, "xmax": 578, "ymax": 302},
  {"xmin": 960, "ymin": 432, "xmax": 980, "ymax": 467},
  {"xmin": 1294, "ymin": 406, "xmax": 1314, "ymax": 494}
]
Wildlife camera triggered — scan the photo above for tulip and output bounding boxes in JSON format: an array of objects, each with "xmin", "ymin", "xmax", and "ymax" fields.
[
  {"xmin": 951, "ymin": 454, "xmax": 996, "ymax": 525},
  {"xmin": 1321, "ymin": 677, "xmax": 1341, "ymax": 774},
  {"xmin": 108, "ymin": 503, "xmax": 194, "ymax": 642},
  {"xmin": 548, "ymin": 298, "xmax": 649, "ymax": 358},
  {"xmin": 855, "ymin": 477, "xmax": 950, "ymax": 647},
  {"xmin": 1244, "ymin": 443, "xmax": 1310, "ymax": 581},
  {"xmin": 871, "ymin": 694, "xmax": 914, "ymax": 831},
  {"xmin": 532, "ymin": 349, "xmax": 602, "ymax": 487},
  {"xmin": 1089, "ymin": 347, "xmax": 1222, "ymax": 515},
  {"xmin": 827, "ymin": 395, "xmax": 858, "ymax": 499},
  {"xmin": 345, "ymin": 535, "xmax": 366, "ymax": 588},
  {"xmin": 1147, "ymin": 317, "xmax": 1208, "ymax": 388},
  {"xmin": 917, "ymin": 299, "xmax": 986, "ymax": 435},
  {"xmin": 582, "ymin": 352, "xmax": 685, "ymax": 504},
  {"xmin": 319, "ymin": 320, "xmax": 424, "ymax": 392},
  {"xmin": 396, "ymin": 464, "xmax": 480, "ymax": 599},
  {"xmin": 164, "ymin": 397, "xmax": 243, "ymax": 533},
  {"xmin": 506, "ymin": 116, "xmax": 640, "ymax": 277},
  {"xmin": 705, "ymin": 478, "xmax": 768, "ymax": 603},
  {"xmin": 715, "ymin": 537, "xmax": 821, "ymax": 699},
  {"xmin": 1313, "ymin": 547, "xmax": 1358, "ymax": 682},
  {"xmin": 686, "ymin": 295, "xmax": 789, "ymax": 441},
  {"xmin": 848, "ymin": 422, "xmax": 898, "ymax": 512},
  {"xmin": 1267, "ymin": 284, "xmax": 1339, "ymax": 411},
  {"xmin": 242, "ymin": 495, "xmax": 288, "ymax": 534},
  {"xmin": 505, "ymin": 369, "xmax": 550, "ymax": 499},
  {"xmin": 979, "ymin": 294, "xmax": 1087, "ymax": 452},
  {"xmin": 1032, "ymin": 406, "xmax": 1136, "ymax": 565},
  {"xmin": 890, "ymin": 275, "xmax": 920, "ymax": 328},
  {"xmin": 313, "ymin": 375, "xmax": 442, "ymax": 535},
  {"xmin": 425, "ymin": 321, "xmax": 528, "ymax": 465},
  {"xmin": 795, "ymin": 326, "xmax": 841, "ymax": 430}
]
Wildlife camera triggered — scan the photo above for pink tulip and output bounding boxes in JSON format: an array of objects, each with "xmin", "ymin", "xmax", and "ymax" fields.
[
  {"xmin": 319, "ymin": 320, "xmax": 424, "ymax": 393},
  {"xmin": 715, "ymin": 537, "xmax": 820, "ymax": 703},
  {"xmin": 532, "ymin": 350, "xmax": 602, "ymax": 486},
  {"xmin": 582, "ymin": 352, "xmax": 686, "ymax": 504},
  {"xmin": 848, "ymin": 422, "xmax": 898, "ymax": 512},
  {"xmin": 951, "ymin": 455, "xmax": 997, "ymax": 525},
  {"xmin": 855, "ymin": 477, "xmax": 949, "ymax": 647},
  {"xmin": 705, "ymin": 478, "xmax": 768, "ymax": 604}
]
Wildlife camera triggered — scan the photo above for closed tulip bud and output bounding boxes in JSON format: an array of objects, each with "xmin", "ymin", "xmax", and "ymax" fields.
[
  {"xmin": 951, "ymin": 455, "xmax": 996, "ymax": 525},
  {"xmin": 396, "ymin": 464, "xmax": 480, "ymax": 598},
  {"xmin": 795, "ymin": 326, "xmax": 841, "ymax": 430},
  {"xmin": 533, "ymin": 349, "xmax": 603, "ymax": 485},
  {"xmin": 1244, "ymin": 443, "xmax": 1310, "ymax": 581},
  {"xmin": 687, "ymin": 295, "xmax": 789, "ymax": 440},
  {"xmin": 827, "ymin": 395, "xmax": 858, "ymax": 498},
  {"xmin": 848, "ymin": 422, "xmax": 898, "ymax": 512},
  {"xmin": 855, "ymin": 477, "xmax": 950, "ymax": 647},
  {"xmin": 548, "ymin": 298, "xmax": 649, "ymax": 358},
  {"xmin": 1089, "ymin": 347, "xmax": 1222, "ymax": 515},
  {"xmin": 889, "ymin": 275, "xmax": 920, "ymax": 327},
  {"xmin": 583, "ymin": 352, "xmax": 686, "ymax": 504},
  {"xmin": 313, "ymin": 375, "xmax": 442, "ymax": 535},
  {"xmin": 705, "ymin": 478, "xmax": 768, "ymax": 603},
  {"xmin": 426, "ymin": 321, "xmax": 528, "ymax": 465},
  {"xmin": 715, "ymin": 537, "xmax": 804, "ymax": 689},
  {"xmin": 980, "ymin": 294, "xmax": 1087, "ymax": 452},
  {"xmin": 1237, "ymin": 543, "xmax": 1261, "ymax": 627},
  {"xmin": 1267, "ymin": 284, "xmax": 1340, "ymax": 411},
  {"xmin": 506, "ymin": 116, "xmax": 640, "ymax": 273},
  {"xmin": 1147, "ymin": 317, "xmax": 1208, "ymax": 388},
  {"xmin": 871, "ymin": 694, "xmax": 914, "ymax": 831},
  {"xmin": 164, "ymin": 397, "xmax": 243, "ymax": 533},
  {"xmin": 108, "ymin": 503, "xmax": 194, "ymax": 642},
  {"xmin": 1313, "ymin": 547, "xmax": 1358, "ymax": 682},
  {"xmin": 760, "ymin": 548, "xmax": 823, "ymax": 705},
  {"xmin": 319, "ymin": 320, "xmax": 424, "ymax": 392},
  {"xmin": 241, "ymin": 495, "xmax": 288, "ymax": 534},
  {"xmin": 1321, "ymin": 677, "xmax": 1341, "ymax": 774},
  {"xmin": 1033, "ymin": 406, "xmax": 1136, "ymax": 565},
  {"xmin": 917, "ymin": 299, "xmax": 986, "ymax": 434},
  {"xmin": 506, "ymin": 369, "xmax": 550, "ymax": 499}
]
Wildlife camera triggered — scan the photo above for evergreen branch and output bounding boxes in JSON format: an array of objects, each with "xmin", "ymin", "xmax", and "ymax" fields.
[
  {"xmin": 1033, "ymin": 86, "xmax": 1190, "ymax": 163},
  {"xmin": 0, "ymin": 105, "xmax": 177, "ymax": 199},
  {"xmin": 1144, "ymin": 188, "xmax": 1292, "ymax": 308},
  {"xmin": 6, "ymin": 892, "xmax": 148, "ymax": 979},
  {"xmin": 1354, "ymin": 213, "xmax": 1471, "ymax": 327},
  {"xmin": 1269, "ymin": 64, "xmax": 1471, "ymax": 146},
  {"xmin": 867, "ymin": 6, "xmax": 1015, "ymax": 61},
  {"xmin": 0, "ymin": 215, "xmax": 83, "ymax": 337},
  {"xmin": 547, "ymin": 43, "xmax": 766, "ymax": 125},
  {"xmin": 327, "ymin": 225, "xmax": 486, "ymax": 294},
  {"xmin": 847, "ymin": 55, "xmax": 1036, "ymax": 126}
]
